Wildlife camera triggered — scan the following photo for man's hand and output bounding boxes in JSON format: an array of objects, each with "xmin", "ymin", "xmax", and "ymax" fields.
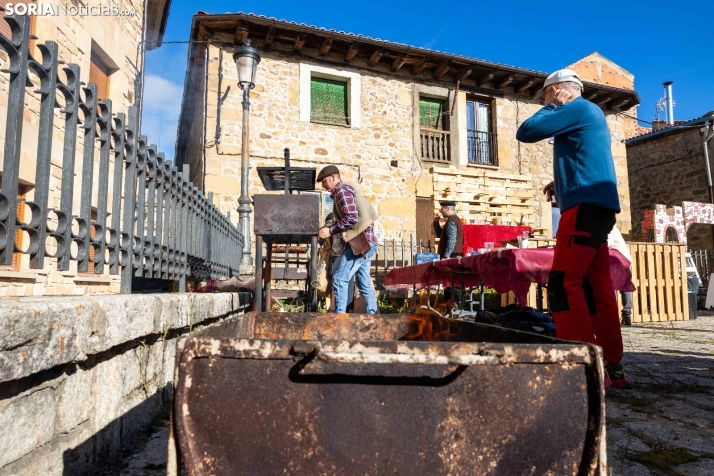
[
  {"xmin": 551, "ymin": 88, "xmax": 572, "ymax": 106},
  {"xmin": 543, "ymin": 181, "xmax": 555, "ymax": 202},
  {"xmin": 318, "ymin": 227, "xmax": 331, "ymax": 239},
  {"xmin": 433, "ymin": 213, "xmax": 440, "ymax": 222}
]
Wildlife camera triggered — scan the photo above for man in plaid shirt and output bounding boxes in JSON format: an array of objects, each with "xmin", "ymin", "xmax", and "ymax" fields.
[{"xmin": 317, "ymin": 166, "xmax": 378, "ymax": 314}]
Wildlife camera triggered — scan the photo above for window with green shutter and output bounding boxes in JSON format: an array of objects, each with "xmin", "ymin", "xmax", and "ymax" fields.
[
  {"xmin": 419, "ymin": 97, "xmax": 446, "ymax": 130},
  {"xmin": 310, "ymin": 77, "xmax": 349, "ymax": 126}
]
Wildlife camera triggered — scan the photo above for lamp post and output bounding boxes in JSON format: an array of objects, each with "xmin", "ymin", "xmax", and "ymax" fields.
[{"xmin": 233, "ymin": 39, "xmax": 261, "ymax": 266}]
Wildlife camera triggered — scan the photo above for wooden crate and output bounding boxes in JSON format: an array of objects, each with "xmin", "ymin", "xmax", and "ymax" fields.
[{"xmin": 431, "ymin": 166, "xmax": 534, "ymax": 226}]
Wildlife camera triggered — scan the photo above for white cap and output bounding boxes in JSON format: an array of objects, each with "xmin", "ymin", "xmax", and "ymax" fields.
[{"xmin": 533, "ymin": 68, "xmax": 584, "ymax": 100}]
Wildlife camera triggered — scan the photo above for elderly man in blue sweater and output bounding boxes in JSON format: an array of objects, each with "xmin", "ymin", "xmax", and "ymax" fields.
[{"xmin": 517, "ymin": 69, "xmax": 627, "ymax": 389}]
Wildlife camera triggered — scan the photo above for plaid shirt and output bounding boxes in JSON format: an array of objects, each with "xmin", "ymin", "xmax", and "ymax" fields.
[{"xmin": 328, "ymin": 182, "xmax": 377, "ymax": 255}]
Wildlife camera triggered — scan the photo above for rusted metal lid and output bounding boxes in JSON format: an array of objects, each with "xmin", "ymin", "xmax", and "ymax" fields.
[{"xmin": 257, "ymin": 167, "xmax": 316, "ymax": 191}]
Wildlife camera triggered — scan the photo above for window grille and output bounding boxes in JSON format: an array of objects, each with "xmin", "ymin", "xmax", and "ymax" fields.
[
  {"xmin": 665, "ymin": 227, "xmax": 679, "ymax": 243},
  {"xmin": 310, "ymin": 77, "xmax": 349, "ymax": 126}
]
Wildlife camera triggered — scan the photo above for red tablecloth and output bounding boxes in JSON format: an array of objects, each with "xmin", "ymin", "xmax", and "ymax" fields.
[
  {"xmin": 462, "ymin": 225, "xmax": 532, "ymax": 254},
  {"xmin": 383, "ymin": 248, "xmax": 636, "ymax": 307}
]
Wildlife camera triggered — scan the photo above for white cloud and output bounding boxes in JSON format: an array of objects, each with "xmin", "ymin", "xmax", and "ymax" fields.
[
  {"xmin": 140, "ymin": 74, "xmax": 184, "ymax": 162},
  {"xmin": 142, "ymin": 74, "xmax": 183, "ymax": 116}
]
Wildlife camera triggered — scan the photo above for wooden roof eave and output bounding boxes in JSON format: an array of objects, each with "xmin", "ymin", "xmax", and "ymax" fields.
[{"xmin": 190, "ymin": 14, "xmax": 640, "ymax": 111}]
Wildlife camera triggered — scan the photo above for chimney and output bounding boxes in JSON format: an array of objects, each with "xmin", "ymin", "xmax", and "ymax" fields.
[
  {"xmin": 664, "ymin": 81, "xmax": 674, "ymax": 125},
  {"xmin": 652, "ymin": 120, "xmax": 668, "ymax": 131}
]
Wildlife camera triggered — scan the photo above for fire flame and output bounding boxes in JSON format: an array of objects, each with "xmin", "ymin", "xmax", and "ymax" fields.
[{"xmin": 401, "ymin": 306, "xmax": 462, "ymax": 341}]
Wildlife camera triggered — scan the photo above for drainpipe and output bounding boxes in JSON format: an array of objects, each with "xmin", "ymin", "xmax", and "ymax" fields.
[
  {"xmin": 702, "ymin": 121, "xmax": 714, "ymax": 244},
  {"xmin": 703, "ymin": 121, "xmax": 714, "ymax": 203}
]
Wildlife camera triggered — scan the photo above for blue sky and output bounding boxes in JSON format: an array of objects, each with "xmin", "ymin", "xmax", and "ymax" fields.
[{"xmin": 143, "ymin": 0, "xmax": 714, "ymax": 162}]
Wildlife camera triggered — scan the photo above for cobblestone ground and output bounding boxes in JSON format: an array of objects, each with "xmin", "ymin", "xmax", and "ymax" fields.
[
  {"xmin": 607, "ymin": 313, "xmax": 714, "ymax": 475},
  {"xmin": 111, "ymin": 316, "xmax": 714, "ymax": 475}
]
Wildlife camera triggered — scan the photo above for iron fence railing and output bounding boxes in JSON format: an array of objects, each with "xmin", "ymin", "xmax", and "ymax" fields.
[
  {"xmin": 690, "ymin": 249, "xmax": 713, "ymax": 285},
  {"xmin": 420, "ymin": 128, "xmax": 451, "ymax": 162},
  {"xmin": 0, "ymin": 15, "xmax": 242, "ymax": 293},
  {"xmin": 372, "ymin": 236, "xmax": 434, "ymax": 288},
  {"xmin": 467, "ymin": 130, "xmax": 498, "ymax": 166}
]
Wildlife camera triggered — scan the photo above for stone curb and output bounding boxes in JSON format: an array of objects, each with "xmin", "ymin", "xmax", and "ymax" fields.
[{"xmin": 0, "ymin": 292, "xmax": 251, "ymax": 384}]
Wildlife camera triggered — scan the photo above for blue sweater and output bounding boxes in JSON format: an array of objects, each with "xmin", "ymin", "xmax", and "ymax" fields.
[{"xmin": 516, "ymin": 97, "xmax": 620, "ymax": 213}]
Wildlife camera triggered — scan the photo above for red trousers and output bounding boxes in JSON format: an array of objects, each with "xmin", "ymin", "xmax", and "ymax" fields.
[{"xmin": 548, "ymin": 204, "xmax": 623, "ymax": 364}]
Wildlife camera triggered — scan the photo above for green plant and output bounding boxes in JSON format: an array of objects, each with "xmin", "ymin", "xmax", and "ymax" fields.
[
  {"xmin": 137, "ymin": 340, "xmax": 150, "ymax": 396},
  {"xmin": 482, "ymin": 287, "xmax": 501, "ymax": 310},
  {"xmin": 629, "ymin": 447, "xmax": 700, "ymax": 473},
  {"xmin": 377, "ymin": 294, "xmax": 410, "ymax": 314},
  {"xmin": 270, "ymin": 297, "xmax": 308, "ymax": 312}
]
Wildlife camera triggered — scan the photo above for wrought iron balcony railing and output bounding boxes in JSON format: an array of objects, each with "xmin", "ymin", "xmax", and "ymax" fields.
[{"xmin": 467, "ymin": 130, "xmax": 498, "ymax": 166}]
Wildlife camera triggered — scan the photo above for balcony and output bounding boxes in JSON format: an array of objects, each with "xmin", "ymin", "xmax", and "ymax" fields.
[
  {"xmin": 468, "ymin": 130, "xmax": 498, "ymax": 166},
  {"xmin": 420, "ymin": 128, "xmax": 451, "ymax": 162}
]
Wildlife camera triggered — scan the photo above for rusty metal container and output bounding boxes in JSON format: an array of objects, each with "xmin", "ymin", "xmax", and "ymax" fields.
[{"xmin": 169, "ymin": 313, "xmax": 606, "ymax": 476}]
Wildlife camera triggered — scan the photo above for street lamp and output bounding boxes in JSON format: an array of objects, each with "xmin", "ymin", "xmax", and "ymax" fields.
[{"xmin": 233, "ymin": 39, "xmax": 261, "ymax": 266}]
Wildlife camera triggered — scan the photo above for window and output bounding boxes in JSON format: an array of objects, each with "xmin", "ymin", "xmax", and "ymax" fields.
[
  {"xmin": 419, "ymin": 97, "xmax": 446, "ymax": 130},
  {"xmin": 299, "ymin": 63, "xmax": 361, "ymax": 128},
  {"xmin": 79, "ymin": 209, "xmax": 98, "ymax": 274},
  {"xmin": 419, "ymin": 97, "xmax": 450, "ymax": 162},
  {"xmin": 466, "ymin": 99, "xmax": 497, "ymax": 166},
  {"xmin": 89, "ymin": 51, "xmax": 111, "ymax": 100},
  {"xmin": 665, "ymin": 227, "xmax": 679, "ymax": 243},
  {"xmin": 310, "ymin": 77, "xmax": 349, "ymax": 126},
  {"xmin": 0, "ymin": 186, "xmax": 30, "ymax": 271}
]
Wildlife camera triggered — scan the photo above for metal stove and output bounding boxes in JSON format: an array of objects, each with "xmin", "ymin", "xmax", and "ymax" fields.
[{"xmin": 253, "ymin": 148, "xmax": 320, "ymax": 311}]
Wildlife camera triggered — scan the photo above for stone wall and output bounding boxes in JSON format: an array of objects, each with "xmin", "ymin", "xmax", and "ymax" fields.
[
  {"xmin": 195, "ymin": 42, "xmax": 633, "ymax": 242},
  {"xmin": 627, "ymin": 128, "xmax": 714, "ymax": 248},
  {"xmin": 0, "ymin": 1, "xmax": 146, "ymax": 297},
  {"xmin": 0, "ymin": 292, "xmax": 250, "ymax": 475}
]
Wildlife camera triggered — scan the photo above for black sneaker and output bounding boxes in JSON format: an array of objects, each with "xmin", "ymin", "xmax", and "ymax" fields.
[
  {"xmin": 621, "ymin": 313, "xmax": 632, "ymax": 326},
  {"xmin": 605, "ymin": 361, "xmax": 629, "ymax": 389}
]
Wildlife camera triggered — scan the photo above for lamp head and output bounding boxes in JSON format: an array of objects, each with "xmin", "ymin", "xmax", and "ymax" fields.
[{"xmin": 233, "ymin": 39, "xmax": 261, "ymax": 89}]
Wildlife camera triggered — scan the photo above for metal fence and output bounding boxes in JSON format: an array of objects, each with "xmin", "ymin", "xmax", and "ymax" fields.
[
  {"xmin": 0, "ymin": 15, "xmax": 243, "ymax": 293},
  {"xmin": 690, "ymin": 249, "xmax": 713, "ymax": 285},
  {"xmin": 372, "ymin": 237, "xmax": 433, "ymax": 287}
]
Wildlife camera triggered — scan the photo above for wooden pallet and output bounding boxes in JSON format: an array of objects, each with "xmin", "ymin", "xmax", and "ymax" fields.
[
  {"xmin": 499, "ymin": 241, "xmax": 688, "ymax": 323},
  {"xmin": 629, "ymin": 242, "xmax": 688, "ymax": 322},
  {"xmin": 431, "ymin": 166, "xmax": 534, "ymax": 226}
]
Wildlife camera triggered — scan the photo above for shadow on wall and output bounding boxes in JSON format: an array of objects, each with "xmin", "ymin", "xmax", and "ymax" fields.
[{"xmin": 62, "ymin": 385, "xmax": 171, "ymax": 475}]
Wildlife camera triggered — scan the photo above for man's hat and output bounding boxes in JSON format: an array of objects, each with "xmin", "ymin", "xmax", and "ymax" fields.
[
  {"xmin": 439, "ymin": 200, "xmax": 456, "ymax": 207},
  {"xmin": 316, "ymin": 165, "xmax": 340, "ymax": 182},
  {"xmin": 533, "ymin": 69, "xmax": 584, "ymax": 101}
]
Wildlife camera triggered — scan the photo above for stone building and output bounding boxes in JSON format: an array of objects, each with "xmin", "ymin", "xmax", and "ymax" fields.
[
  {"xmin": 566, "ymin": 52, "xmax": 650, "ymax": 140},
  {"xmin": 0, "ymin": 0, "xmax": 171, "ymax": 296},
  {"xmin": 175, "ymin": 13, "xmax": 641, "ymax": 252},
  {"xmin": 626, "ymin": 111, "xmax": 714, "ymax": 249}
]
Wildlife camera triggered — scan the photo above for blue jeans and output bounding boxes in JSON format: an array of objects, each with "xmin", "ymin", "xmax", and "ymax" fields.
[{"xmin": 331, "ymin": 242, "xmax": 378, "ymax": 314}]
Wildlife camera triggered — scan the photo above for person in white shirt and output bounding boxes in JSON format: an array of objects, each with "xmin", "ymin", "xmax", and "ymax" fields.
[{"xmin": 607, "ymin": 225, "xmax": 633, "ymax": 325}]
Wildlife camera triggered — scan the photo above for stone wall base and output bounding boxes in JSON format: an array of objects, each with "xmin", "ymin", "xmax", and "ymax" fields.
[{"xmin": 0, "ymin": 293, "xmax": 251, "ymax": 475}]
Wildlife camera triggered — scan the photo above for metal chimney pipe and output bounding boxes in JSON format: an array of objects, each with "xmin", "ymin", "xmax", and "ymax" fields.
[{"xmin": 664, "ymin": 81, "xmax": 674, "ymax": 125}]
